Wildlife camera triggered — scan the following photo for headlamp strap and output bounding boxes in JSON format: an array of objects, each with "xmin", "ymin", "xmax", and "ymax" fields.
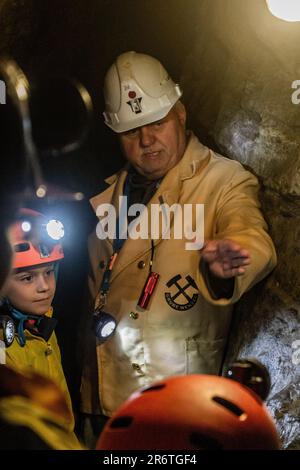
[{"xmin": 100, "ymin": 252, "xmax": 118, "ymax": 297}]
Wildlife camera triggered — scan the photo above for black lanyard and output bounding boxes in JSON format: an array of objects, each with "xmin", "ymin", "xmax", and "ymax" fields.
[
  {"xmin": 99, "ymin": 177, "xmax": 158, "ymax": 306},
  {"xmin": 99, "ymin": 180, "xmax": 130, "ymax": 297}
]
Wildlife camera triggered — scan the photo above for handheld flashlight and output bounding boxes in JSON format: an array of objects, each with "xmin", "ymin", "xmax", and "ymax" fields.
[{"xmin": 92, "ymin": 310, "xmax": 116, "ymax": 343}]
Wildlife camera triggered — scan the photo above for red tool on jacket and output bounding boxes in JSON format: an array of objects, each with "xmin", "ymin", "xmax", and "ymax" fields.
[{"xmin": 137, "ymin": 272, "xmax": 160, "ymax": 309}]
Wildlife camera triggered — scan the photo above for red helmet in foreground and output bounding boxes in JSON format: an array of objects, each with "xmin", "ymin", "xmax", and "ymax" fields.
[{"xmin": 97, "ymin": 374, "xmax": 280, "ymax": 450}]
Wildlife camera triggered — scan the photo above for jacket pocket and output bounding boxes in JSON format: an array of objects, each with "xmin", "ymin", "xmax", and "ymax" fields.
[{"xmin": 185, "ymin": 337, "xmax": 227, "ymax": 375}]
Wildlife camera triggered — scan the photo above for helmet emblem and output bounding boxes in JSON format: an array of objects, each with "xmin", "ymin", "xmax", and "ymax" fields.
[{"xmin": 127, "ymin": 96, "xmax": 142, "ymax": 114}]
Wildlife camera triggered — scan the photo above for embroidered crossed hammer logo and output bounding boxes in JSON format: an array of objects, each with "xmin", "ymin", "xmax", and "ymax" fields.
[{"xmin": 165, "ymin": 274, "xmax": 199, "ymax": 311}]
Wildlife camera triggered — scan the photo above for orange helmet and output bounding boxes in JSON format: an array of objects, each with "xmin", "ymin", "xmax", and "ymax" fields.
[
  {"xmin": 97, "ymin": 374, "xmax": 280, "ymax": 450},
  {"xmin": 9, "ymin": 208, "xmax": 64, "ymax": 269}
]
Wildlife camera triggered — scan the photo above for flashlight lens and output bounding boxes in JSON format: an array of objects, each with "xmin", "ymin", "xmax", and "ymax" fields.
[
  {"xmin": 46, "ymin": 219, "xmax": 64, "ymax": 240},
  {"xmin": 93, "ymin": 311, "xmax": 116, "ymax": 341},
  {"xmin": 101, "ymin": 321, "xmax": 116, "ymax": 338},
  {"xmin": 21, "ymin": 221, "xmax": 31, "ymax": 233},
  {"xmin": 5, "ymin": 319, "xmax": 15, "ymax": 345}
]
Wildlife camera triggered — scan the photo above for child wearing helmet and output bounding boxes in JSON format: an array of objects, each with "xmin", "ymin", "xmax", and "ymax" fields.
[{"xmin": 0, "ymin": 208, "xmax": 78, "ymax": 442}]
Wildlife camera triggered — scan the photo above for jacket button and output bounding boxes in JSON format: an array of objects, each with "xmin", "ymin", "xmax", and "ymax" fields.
[
  {"xmin": 45, "ymin": 346, "xmax": 52, "ymax": 356},
  {"xmin": 99, "ymin": 260, "xmax": 106, "ymax": 269},
  {"xmin": 138, "ymin": 261, "xmax": 146, "ymax": 269},
  {"xmin": 132, "ymin": 363, "xmax": 143, "ymax": 374},
  {"xmin": 130, "ymin": 311, "xmax": 139, "ymax": 320}
]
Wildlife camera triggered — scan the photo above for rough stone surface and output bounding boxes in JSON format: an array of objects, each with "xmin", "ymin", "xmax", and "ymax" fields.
[
  {"xmin": 180, "ymin": 0, "xmax": 300, "ymax": 449},
  {"xmin": 0, "ymin": 0, "xmax": 299, "ymax": 449},
  {"xmin": 225, "ymin": 283, "xmax": 300, "ymax": 449}
]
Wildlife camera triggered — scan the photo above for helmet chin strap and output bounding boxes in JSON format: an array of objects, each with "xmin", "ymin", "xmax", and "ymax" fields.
[
  {"xmin": 54, "ymin": 262, "xmax": 60, "ymax": 281},
  {"xmin": 5, "ymin": 301, "xmax": 38, "ymax": 347},
  {"xmin": 4, "ymin": 300, "xmax": 50, "ymax": 347}
]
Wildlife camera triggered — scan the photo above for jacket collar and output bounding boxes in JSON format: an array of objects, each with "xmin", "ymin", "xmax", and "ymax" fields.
[
  {"xmin": 89, "ymin": 133, "xmax": 211, "ymax": 279},
  {"xmin": 176, "ymin": 131, "xmax": 211, "ymax": 180},
  {"xmin": 90, "ymin": 132, "xmax": 210, "ymax": 212}
]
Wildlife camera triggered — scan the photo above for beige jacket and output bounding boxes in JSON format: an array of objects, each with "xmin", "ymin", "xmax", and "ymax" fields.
[{"xmin": 80, "ymin": 133, "xmax": 276, "ymax": 416}]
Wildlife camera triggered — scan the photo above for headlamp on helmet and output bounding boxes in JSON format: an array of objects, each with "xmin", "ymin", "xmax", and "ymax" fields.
[{"xmin": 10, "ymin": 209, "xmax": 64, "ymax": 269}]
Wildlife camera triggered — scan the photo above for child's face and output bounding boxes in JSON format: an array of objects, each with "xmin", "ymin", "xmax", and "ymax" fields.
[{"xmin": 4, "ymin": 263, "xmax": 56, "ymax": 315}]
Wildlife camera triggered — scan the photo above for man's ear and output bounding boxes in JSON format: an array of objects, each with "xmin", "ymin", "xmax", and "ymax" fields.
[{"xmin": 175, "ymin": 101, "xmax": 186, "ymax": 127}]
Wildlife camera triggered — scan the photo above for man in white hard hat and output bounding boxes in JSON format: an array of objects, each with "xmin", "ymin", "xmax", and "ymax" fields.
[{"xmin": 80, "ymin": 51, "xmax": 277, "ymax": 448}]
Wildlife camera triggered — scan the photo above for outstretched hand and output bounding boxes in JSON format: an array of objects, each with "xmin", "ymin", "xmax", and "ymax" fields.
[{"xmin": 200, "ymin": 239, "xmax": 251, "ymax": 279}]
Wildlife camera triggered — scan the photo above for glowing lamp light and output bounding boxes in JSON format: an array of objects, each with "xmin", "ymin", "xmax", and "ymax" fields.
[
  {"xmin": 36, "ymin": 185, "xmax": 47, "ymax": 198},
  {"xmin": 101, "ymin": 321, "xmax": 116, "ymax": 338},
  {"xmin": 74, "ymin": 192, "xmax": 84, "ymax": 201},
  {"xmin": 266, "ymin": 0, "xmax": 300, "ymax": 22},
  {"xmin": 21, "ymin": 221, "xmax": 31, "ymax": 233},
  {"xmin": 92, "ymin": 310, "xmax": 116, "ymax": 342},
  {"xmin": 46, "ymin": 219, "xmax": 65, "ymax": 241}
]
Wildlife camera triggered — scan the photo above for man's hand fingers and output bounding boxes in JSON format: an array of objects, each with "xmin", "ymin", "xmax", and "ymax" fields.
[
  {"xmin": 219, "ymin": 246, "xmax": 250, "ymax": 258},
  {"xmin": 223, "ymin": 257, "xmax": 251, "ymax": 268},
  {"xmin": 201, "ymin": 252, "xmax": 218, "ymax": 263},
  {"xmin": 202, "ymin": 252, "xmax": 251, "ymax": 264},
  {"xmin": 200, "ymin": 244, "xmax": 217, "ymax": 254},
  {"xmin": 201, "ymin": 240, "xmax": 251, "ymax": 278},
  {"xmin": 222, "ymin": 267, "xmax": 246, "ymax": 278},
  {"xmin": 202, "ymin": 242, "xmax": 250, "ymax": 257}
]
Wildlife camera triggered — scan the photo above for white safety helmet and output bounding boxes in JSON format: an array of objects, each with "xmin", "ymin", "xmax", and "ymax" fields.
[{"xmin": 103, "ymin": 51, "xmax": 182, "ymax": 133}]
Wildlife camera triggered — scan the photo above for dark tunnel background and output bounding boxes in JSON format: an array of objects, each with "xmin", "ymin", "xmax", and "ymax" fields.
[
  {"xmin": 0, "ymin": 0, "xmax": 299, "ymax": 448},
  {"xmin": 0, "ymin": 0, "xmax": 203, "ymax": 414}
]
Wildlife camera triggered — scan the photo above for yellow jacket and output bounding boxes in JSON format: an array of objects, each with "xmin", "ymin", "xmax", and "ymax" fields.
[
  {"xmin": 2, "ymin": 308, "xmax": 75, "ymax": 433},
  {"xmin": 81, "ymin": 133, "xmax": 277, "ymax": 416},
  {"xmin": 0, "ymin": 395, "xmax": 83, "ymax": 450}
]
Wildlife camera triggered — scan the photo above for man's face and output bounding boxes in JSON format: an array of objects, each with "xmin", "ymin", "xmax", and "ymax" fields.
[
  {"xmin": 4, "ymin": 263, "xmax": 56, "ymax": 315},
  {"xmin": 119, "ymin": 103, "xmax": 187, "ymax": 180}
]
